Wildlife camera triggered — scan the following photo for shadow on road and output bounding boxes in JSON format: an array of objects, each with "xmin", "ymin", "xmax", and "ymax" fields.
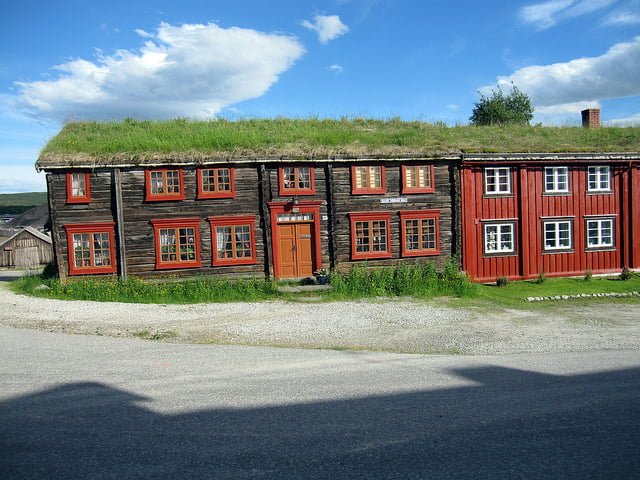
[{"xmin": 1, "ymin": 366, "xmax": 639, "ymax": 479}]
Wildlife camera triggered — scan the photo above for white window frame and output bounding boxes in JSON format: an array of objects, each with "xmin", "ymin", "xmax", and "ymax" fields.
[
  {"xmin": 543, "ymin": 220, "xmax": 573, "ymax": 251},
  {"xmin": 544, "ymin": 166, "xmax": 569, "ymax": 194},
  {"xmin": 586, "ymin": 217, "xmax": 614, "ymax": 249},
  {"xmin": 587, "ymin": 166, "xmax": 611, "ymax": 192},
  {"xmin": 484, "ymin": 167, "xmax": 511, "ymax": 195},
  {"xmin": 483, "ymin": 222, "xmax": 515, "ymax": 255}
]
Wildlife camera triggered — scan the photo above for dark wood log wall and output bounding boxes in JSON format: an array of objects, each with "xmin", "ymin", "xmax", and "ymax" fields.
[
  {"xmin": 48, "ymin": 159, "xmax": 459, "ymax": 279},
  {"xmin": 119, "ymin": 165, "xmax": 264, "ymax": 278},
  {"xmin": 48, "ymin": 171, "xmax": 115, "ymax": 280},
  {"xmin": 331, "ymin": 161, "xmax": 456, "ymax": 270}
]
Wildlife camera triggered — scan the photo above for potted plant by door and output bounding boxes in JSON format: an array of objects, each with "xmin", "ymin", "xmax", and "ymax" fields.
[{"xmin": 314, "ymin": 268, "xmax": 329, "ymax": 285}]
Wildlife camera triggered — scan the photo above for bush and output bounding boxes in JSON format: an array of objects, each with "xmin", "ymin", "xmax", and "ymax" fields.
[
  {"xmin": 329, "ymin": 260, "xmax": 477, "ymax": 299},
  {"xmin": 496, "ymin": 276, "xmax": 509, "ymax": 287},
  {"xmin": 584, "ymin": 269, "xmax": 593, "ymax": 282},
  {"xmin": 620, "ymin": 267, "xmax": 633, "ymax": 281},
  {"xmin": 536, "ymin": 271, "xmax": 546, "ymax": 284}
]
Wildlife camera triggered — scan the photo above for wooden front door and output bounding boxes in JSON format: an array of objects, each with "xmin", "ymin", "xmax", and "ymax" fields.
[{"xmin": 277, "ymin": 222, "xmax": 314, "ymax": 278}]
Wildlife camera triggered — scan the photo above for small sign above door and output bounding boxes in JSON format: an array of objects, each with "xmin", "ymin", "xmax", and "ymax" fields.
[
  {"xmin": 277, "ymin": 213, "xmax": 315, "ymax": 222},
  {"xmin": 379, "ymin": 197, "xmax": 408, "ymax": 204}
]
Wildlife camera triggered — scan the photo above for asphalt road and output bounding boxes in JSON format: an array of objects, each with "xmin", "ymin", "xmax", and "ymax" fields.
[{"xmin": 1, "ymin": 325, "xmax": 639, "ymax": 479}]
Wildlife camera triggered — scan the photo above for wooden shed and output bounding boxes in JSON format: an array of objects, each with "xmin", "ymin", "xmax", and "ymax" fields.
[{"xmin": 0, "ymin": 227, "xmax": 53, "ymax": 269}]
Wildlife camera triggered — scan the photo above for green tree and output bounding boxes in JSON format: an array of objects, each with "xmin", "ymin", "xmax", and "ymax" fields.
[{"xmin": 470, "ymin": 86, "xmax": 534, "ymax": 126}]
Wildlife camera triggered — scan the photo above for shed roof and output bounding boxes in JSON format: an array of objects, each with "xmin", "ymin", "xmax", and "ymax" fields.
[
  {"xmin": 0, "ymin": 227, "xmax": 52, "ymax": 250},
  {"xmin": 36, "ymin": 119, "xmax": 640, "ymax": 170}
]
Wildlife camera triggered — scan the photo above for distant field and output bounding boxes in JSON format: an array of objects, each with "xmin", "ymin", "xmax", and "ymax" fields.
[
  {"xmin": 0, "ymin": 192, "xmax": 47, "ymax": 207},
  {"xmin": 0, "ymin": 192, "xmax": 47, "ymax": 214}
]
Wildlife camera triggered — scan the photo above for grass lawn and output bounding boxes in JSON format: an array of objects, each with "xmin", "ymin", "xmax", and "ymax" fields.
[
  {"xmin": 10, "ymin": 264, "xmax": 640, "ymax": 309},
  {"xmin": 463, "ymin": 274, "xmax": 640, "ymax": 309}
]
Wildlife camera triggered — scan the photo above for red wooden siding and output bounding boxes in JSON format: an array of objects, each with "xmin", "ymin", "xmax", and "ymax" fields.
[{"xmin": 462, "ymin": 162, "xmax": 636, "ymax": 282}]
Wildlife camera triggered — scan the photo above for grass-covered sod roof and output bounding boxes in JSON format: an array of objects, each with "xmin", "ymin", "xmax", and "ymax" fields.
[{"xmin": 37, "ymin": 118, "xmax": 640, "ymax": 168}]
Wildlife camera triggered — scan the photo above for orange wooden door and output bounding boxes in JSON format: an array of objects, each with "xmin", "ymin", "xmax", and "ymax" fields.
[{"xmin": 276, "ymin": 222, "xmax": 314, "ymax": 278}]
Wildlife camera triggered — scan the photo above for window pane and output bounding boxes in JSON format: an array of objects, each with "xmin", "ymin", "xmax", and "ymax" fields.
[
  {"xmin": 216, "ymin": 226, "xmax": 232, "ymax": 259},
  {"xmin": 421, "ymin": 218, "xmax": 436, "ymax": 249},
  {"xmin": 355, "ymin": 221, "xmax": 370, "ymax": 252},
  {"xmin": 72, "ymin": 174, "xmax": 86, "ymax": 197},
  {"xmin": 405, "ymin": 219, "xmax": 419, "ymax": 250},
  {"xmin": 202, "ymin": 170, "xmax": 215, "ymax": 192},
  {"xmin": 217, "ymin": 169, "xmax": 231, "ymax": 191}
]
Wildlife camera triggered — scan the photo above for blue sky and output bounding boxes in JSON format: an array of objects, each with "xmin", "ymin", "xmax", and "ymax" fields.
[{"xmin": 1, "ymin": 0, "xmax": 639, "ymax": 193}]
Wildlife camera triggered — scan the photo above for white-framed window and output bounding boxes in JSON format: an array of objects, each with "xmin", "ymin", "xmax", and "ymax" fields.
[
  {"xmin": 587, "ymin": 166, "xmax": 610, "ymax": 192},
  {"xmin": 586, "ymin": 218, "xmax": 614, "ymax": 249},
  {"xmin": 543, "ymin": 220, "xmax": 572, "ymax": 251},
  {"xmin": 483, "ymin": 222, "xmax": 515, "ymax": 254},
  {"xmin": 544, "ymin": 166, "xmax": 569, "ymax": 193},
  {"xmin": 484, "ymin": 167, "xmax": 511, "ymax": 195}
]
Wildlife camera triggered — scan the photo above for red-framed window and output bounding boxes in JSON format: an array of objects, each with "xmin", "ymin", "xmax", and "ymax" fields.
[
  {"xmin": 64, "ymin": 222, "xmax": 116, "ymax": 275},
  {"xmin": 197, "ymin": 167, "xmax": 235, "ymax": 199},
  {"xmin": 401, "ymin": 165, "xmax": 435, "ymax": 194},
  {"xmin": 279, "ymin": 166, "xmax": 315, "ymax": 195},
  {"xmin": 151, "ymin": 218, "xmax": 201, "ymax": 269},
  {"xmin": 66, "ymin": 172, "xmax": 91, "ymax": 203},
  {"xmin": 351, "ymin": 165, "xmax": 386, "ymax": 194},
  {"xmin": 208, "ymin": 215, "xmax": 257, "ymax": 266},
  {"xmin": 400, "ymin": 210, "xmax": 440, "ymax": 257},
  {"xmin": 145, "ymin": 169, "xmax": 185, "ymax": 201},
  {"xmin": 349, "ymin": 212, "xmax": 392, "ymax": 260}
]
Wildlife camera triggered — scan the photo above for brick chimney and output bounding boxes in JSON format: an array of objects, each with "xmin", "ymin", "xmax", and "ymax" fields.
[{"xmin": 581, "ymin": 108, "xmax": 600, "ymax": 128}]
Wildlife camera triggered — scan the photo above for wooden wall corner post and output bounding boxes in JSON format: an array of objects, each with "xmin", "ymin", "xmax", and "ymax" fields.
[
  {"xmin": 46, "ymin": 173, "xmax": 66, "ymax": 281},
  {"xmin": 326, "ymin": 163, "xmax": 338, "ymax": 270},
  {"xmin": 113, "ymin": 168, "xmax": 127, "ymax": 280},
  {"xmin": 450, "ymin": 161, "xmax": 462, "ymax": 267},
  {"xmin": 258, "ymin": 164, "xmax": 274, "ymax": 279}
]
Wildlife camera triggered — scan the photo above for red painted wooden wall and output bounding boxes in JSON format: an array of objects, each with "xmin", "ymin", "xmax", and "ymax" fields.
[{"xmin": 461, "ymin": 162, "xmax": 638, "ymax": 282}]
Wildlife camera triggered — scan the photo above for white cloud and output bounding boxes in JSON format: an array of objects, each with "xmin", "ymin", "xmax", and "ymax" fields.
[
  {"xmin": 485, "ymin": 36, "xmax": 640, "ymax": 118},
  {"xmin": 328, "ymin": 64, "xmax": 344, "ymax": 74},
  {"xmin": 603, "ymin": 11, "xmax": 640, "ymax": 25},
  {"xmin": 11, "ymin": 22, "xmax": 305, "ymax": 121},
  {"xmin": 520, "ymin": 0, "xmax": 616, "ymax": 29},
  {"xmin": 604, "ymin": 113, "xmax": 640, "ymax": 126},
  {"xmin": 301, "ymin": 15, "xmax": 349, "ymax": 44}
]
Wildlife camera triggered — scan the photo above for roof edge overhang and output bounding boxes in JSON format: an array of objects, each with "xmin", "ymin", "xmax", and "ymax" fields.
[{"xmin": 35, "ymin": 152, "xmax": 640, "ymax": 171}]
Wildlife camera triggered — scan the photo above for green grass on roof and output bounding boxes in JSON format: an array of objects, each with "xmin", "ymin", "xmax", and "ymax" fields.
[{"xmin": 40, "ymin": 118, "xmax": 640, "ymax": 158}]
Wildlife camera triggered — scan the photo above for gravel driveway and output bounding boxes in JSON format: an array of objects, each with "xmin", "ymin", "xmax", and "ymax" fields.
[{"xmin": 2, "ymin": 279, "xmax": 640, "ymax": 355}]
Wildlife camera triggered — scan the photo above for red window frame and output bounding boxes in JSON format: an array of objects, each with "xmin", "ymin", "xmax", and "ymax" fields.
[
  {"xmin": 401, "ymin": 165, "xmax": 435, "ymax": 194},
  {"xmin": 399, "ymin": 210, "xmax": 440, "ymax": 257},
  {"xmin": 349, "ymin": 212, "xmax": 392, "ymax": 260},
  {"xmin": 151, "ymin": 218, "xmax": 201, "ymax": 270},
  {"xmin": 145, "ymin": 169, "xmax": 186, "ymax": 201},
  {"xmin": 197, "ymin": 167, "xmax": 235, "ymax": 199},
  {"xmin": 208, "ymin": 215, "xmax": 257, "ymax": 266},
  {"xmin": 351, "ymin": 165, "xmax": 386, "ymax": 195},
  {"xmin": 66, "ymin": 172, "xmax": 91, "ymax": 203},
  {"xmin": 64, "ymin": 222, "xmax": 116, "ymax": 275},
  {"xmin": 279, "ymin": 166, "xmax": 315, "ymax": 196}
]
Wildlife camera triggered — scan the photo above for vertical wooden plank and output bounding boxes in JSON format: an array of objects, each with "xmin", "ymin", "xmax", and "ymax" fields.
[
  {"xmin": 517, "ymin": 165, "xmax": 528, "ymax": 278},
  {"xmin": 258, "ymin": 164, "xmax": 273, "ymax": 278},
  {"xmin": 326, "ymin": 163, "xmax": 339, "ymax": 270},
  {"xmin": 113, "ymin": 168, "xmax": 127, "ymax": 280}
]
